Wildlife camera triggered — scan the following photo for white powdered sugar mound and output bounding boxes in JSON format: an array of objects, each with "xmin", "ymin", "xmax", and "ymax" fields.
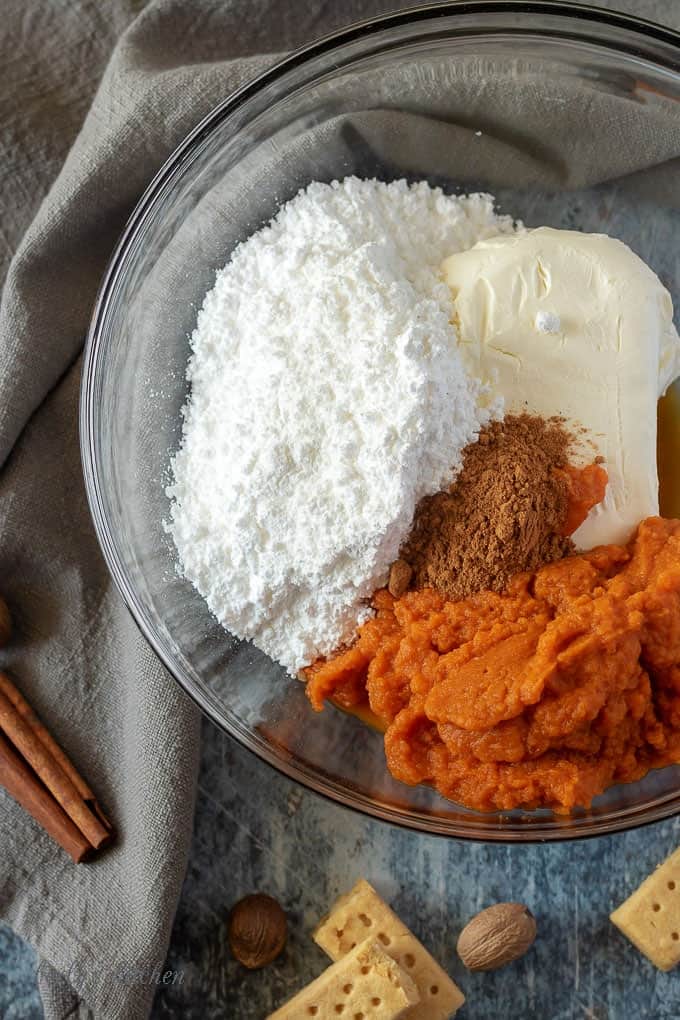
[{"xmin": 167, "ymin": 177, "xmax": 516, "ymax": 674}]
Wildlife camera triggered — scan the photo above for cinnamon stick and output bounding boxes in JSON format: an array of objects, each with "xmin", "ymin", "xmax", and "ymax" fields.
[
  {"xmin": 0, "ymin": 672, "xmax": 112, "ymax": 832},
  {"xmin": 0, "ymin": 731, "xmax": 92, "ymax": 863},
  {"xmin": 0, "ymin": 681, "xmax": 112, "ymax": 851}
]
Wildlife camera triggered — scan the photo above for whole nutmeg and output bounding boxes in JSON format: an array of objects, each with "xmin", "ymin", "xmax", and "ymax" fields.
[
  {"xmin": 0, "ymin": 597, "xmax": 11, "ymax": 648},
  {"xmin": 457, "ymin": 902, "xmax": 536, "ymax": 971},
  {"xmin": 228, "ymin": 893, "xmax": 287, "ymax": 969}
]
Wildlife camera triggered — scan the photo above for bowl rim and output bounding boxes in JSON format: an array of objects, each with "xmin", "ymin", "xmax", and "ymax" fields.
[{"xmin": 81, "ymin": 0, "xmax": 680, "ymax": 842}]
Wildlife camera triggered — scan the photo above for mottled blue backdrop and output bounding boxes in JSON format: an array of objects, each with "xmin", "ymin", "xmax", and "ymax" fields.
[{"xmin": 4, "ymin": 716, "xmax": 680, "ymax": 1019}]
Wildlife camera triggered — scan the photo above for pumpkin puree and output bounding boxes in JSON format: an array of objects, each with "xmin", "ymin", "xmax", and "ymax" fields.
[{"xmin": 305, "ymin": 517, "xmax": 680, "ymax": 813}]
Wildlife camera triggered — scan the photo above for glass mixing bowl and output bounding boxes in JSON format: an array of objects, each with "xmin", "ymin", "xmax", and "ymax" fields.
[{"xmin": 82, "ymin": 1, "xmax": 680, "ymax": 840}]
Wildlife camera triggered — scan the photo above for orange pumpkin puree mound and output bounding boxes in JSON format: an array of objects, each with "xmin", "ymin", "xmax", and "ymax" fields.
[{"xmin": 304, "ymin": 516, "xmax": 680, "ymax": 814}]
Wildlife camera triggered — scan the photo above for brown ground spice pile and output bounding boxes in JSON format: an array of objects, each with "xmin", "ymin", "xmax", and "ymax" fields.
[{"xmin": 392, "ymin": 414, "xmax": 575, "ymax": 600}]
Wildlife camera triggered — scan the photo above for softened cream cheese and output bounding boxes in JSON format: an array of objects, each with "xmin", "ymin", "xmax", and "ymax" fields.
[{"xmin": 443, "ymin": 226, "xmax": 680, "ymax": 549}]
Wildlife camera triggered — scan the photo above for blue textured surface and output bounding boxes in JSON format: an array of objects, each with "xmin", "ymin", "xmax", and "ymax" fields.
[
  {"xmin": 7, "ymin": 717, "xmax": 680, "ymax": 1019},
  {"xmin": 155, "ymin": 724, "xmax": 680, "ymax": 1020},
  {"xmin": 0, "ymin": 927, "xmax": 42, "ymax": 1020}
]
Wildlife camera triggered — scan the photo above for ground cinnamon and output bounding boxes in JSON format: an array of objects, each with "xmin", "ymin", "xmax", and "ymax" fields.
[{"xmin": 397, "ymin": 414, "xmax": 600, "ymax": 601}]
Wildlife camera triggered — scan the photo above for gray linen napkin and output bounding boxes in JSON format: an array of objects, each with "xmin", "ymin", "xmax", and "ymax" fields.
[
  {"xmin": 2, "ymin": 1, "xmax": 680, "ymax": 1018},
  {"xmin": 0, "ymin": 2, "xmax": 404, "ymax": 1017}
]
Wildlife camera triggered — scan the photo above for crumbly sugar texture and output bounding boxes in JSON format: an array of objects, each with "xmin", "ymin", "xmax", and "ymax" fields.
[{"xmin": 167, "ymin": 177, "xmax": 516, "ymax": 673}]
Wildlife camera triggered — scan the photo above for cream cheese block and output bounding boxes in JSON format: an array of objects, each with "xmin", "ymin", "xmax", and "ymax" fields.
[{"xmin": 443, "ymin": 226, "xmax": 680, "ymax": 549}]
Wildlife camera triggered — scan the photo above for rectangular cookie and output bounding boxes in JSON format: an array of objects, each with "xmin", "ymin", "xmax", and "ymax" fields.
[
  {"xmin": 314, "ymin": 879, "xmax": 465, "ymax": 1018},
  {"xmin": 611, "ymin": 847, "xmax": 680, "ymax": 970},
  {"xmin": 267, "ymin": 937, "xmax": 419, "ymax": 1019}
]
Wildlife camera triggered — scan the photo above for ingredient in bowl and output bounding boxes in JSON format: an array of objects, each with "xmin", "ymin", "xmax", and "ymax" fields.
[
  {"xmin": 314, "ymin": 878, "xmax": 465, "ymax": 1019},
  {"xmin": 611, "ymin": 846, "xmax": 680, "ymax": 971},
  {"xmin": 443, "ymin": 227, "xmax": 680, "ymax": 548},
  {"xmin": 167, "ymin": 178, "xmax": 517, "ymax": 674},
  {"xmin": 456, "ymin": 903, "xmax": 537, "ymax": 972},
  {"xmin": 398, "ymin": 413, "xmax": 607, "ymax": 601},
  {"xmin": 557, "ymin": 462, "xmax": 609, "ymax": 537},
  {"xmin": 228, "ymin": 893, "xmax": 287, "ymax": 969},
  {"xmin": 306, "ymin": 516, "xmax": 680, "ymax": 813},
  {"xmin": 388, "ymin": 559, "xmax": 414, "ymax": 599}
]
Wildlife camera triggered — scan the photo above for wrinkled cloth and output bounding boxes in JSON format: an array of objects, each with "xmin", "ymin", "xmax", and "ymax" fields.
[
  {"xmin": 0, "ymin": 3, "xmax": 414, "ymax": 1017},
  {"xmin": 1, "ymin": 0, "xmax": 680, "ymax": 1018}
]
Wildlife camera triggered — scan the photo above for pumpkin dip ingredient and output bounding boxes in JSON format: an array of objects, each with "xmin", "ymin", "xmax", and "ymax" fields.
[
  {"xmin": 443, "ymin": 227, "xmax": 680, "ymax": 548},
  {"xmin": 167, "ymin": 179, "xmax": 517, "ymax": 676},
  {"xmin": 228, "ymin": 893, "xmax": 288, "ymax": 969},
  {"xmin": 397, "ymin": 414, "xmax": 607, "ymax": 601},
  {"xmin": 305, "ymin": 516, "xmax": 680, "ymax": 813},
  {"xmin": 457, "ymin": 903, "xmax": 537, "ymax": 971},
  {"xmin": 388, "ymin": 559, "xmax": 413, "ymax": 599}
]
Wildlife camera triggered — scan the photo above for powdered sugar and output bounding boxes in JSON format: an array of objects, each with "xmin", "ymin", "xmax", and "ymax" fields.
[{"xmin": 166, "ymin": 178, "xmax": 516, "ymax": 674}]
